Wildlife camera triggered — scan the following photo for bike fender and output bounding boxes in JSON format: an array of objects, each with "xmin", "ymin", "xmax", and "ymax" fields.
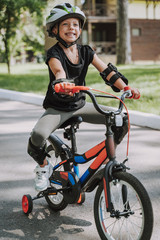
[{"xmin": 48, "ymin": 133, "xmax": 66, "ymax": 156}]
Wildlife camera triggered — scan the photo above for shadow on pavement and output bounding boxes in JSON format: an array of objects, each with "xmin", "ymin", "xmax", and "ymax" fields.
[{"xmin": 1, "ymin": 199, "xmax": 92, "ymax": 240}]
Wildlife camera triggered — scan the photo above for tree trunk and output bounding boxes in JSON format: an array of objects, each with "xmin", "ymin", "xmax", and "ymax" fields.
[
  {"xmin": 3, "ymin": 6, "xmax": 11, "ymax": 74},
  {"xmin": 3, "ymin": 37, "xmax": 11, "ymax": 74},
  {"xmin": 116, "ymin": 0, "xmax": 131, "ymax": 65},
  {"xmin": 4, "ymin": 37, "xmax": 10, "ymax": 74}
]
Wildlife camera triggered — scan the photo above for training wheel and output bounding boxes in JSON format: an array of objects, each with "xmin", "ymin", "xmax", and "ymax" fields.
[{"xmin": 22, "ymin": 194, "xmax": 33, "ymax": 214}]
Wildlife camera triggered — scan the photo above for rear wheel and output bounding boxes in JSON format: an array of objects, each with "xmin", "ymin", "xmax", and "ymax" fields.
[
  {"xmin": 94, "ymin": 171, "xmax": 153, "ymax": 240},
  {"xmin": 45, "ymin": 145, "xmax": 69, "ymax": 211}
]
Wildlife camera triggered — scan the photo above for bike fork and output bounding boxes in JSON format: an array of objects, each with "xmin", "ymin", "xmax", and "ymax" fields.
[
  {"xmin": 103, "ymin": 161, "xmax": 113, "ymax": 212},
  {"xmin": 103, "ymin": 162, "xmax": 130, "ymax": 213}
]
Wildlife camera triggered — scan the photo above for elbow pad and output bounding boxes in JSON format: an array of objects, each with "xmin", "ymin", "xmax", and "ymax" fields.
[{"xmin": 100, "ymin": 63, "xmax": 128, "ymax": 92}]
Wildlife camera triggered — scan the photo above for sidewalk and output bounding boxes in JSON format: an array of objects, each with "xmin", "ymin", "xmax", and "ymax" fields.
[{"xmin": 0, "ymin": 88, "xmax": 160, "ymax": 130}]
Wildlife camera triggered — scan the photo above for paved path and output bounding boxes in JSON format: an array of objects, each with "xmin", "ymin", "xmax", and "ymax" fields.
[{"xmin": 0, "ymin": 99, "xmax": 160, "ymax": 240}]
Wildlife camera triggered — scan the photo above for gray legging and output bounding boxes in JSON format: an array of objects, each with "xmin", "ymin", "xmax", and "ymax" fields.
[{"xmin": 31, "ymin": 102, "xmax": 115, "ymax": 148}]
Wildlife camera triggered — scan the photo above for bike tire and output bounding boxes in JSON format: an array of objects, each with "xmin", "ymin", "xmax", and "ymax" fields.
[
  {"xmin": 94, "ymin": 171, "xmax": 153, "ymax": 240},
  {"xmin": 22, "ymin": 194, "xmax": 33, "ymax": 214},
  {"xmin": 45, "ymin": 145, "xmax": 69, "ymax": 211}
]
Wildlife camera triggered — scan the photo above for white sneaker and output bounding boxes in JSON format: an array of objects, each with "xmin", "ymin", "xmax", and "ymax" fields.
[{"xmin": 34, "ymin": 163, "xmax": 53, "ymax": 192}]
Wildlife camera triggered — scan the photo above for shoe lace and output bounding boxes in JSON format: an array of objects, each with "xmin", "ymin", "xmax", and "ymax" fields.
[{"xmin": 36, "ymin": 170, "xmax": 46, "ymax": 179}]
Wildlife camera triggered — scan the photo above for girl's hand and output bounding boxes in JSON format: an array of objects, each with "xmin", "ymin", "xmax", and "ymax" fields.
[
  {"xmin": 130, "ymin": 87, "xmax": 140, "ymax": 99},
  {"xmin": 56, "ymin": 82, "xmax": 75, "ymax": 96}
]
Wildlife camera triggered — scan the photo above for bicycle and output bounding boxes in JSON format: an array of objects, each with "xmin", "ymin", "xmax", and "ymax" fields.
[{"xmin": 22, "ymin": 84, "xmax": 153, "ymax": 240}]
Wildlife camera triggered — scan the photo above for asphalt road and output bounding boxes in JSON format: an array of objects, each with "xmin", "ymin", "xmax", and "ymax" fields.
[{"xmin": 0, "ymin": 98, "xmax": 160, "ymax": 240}]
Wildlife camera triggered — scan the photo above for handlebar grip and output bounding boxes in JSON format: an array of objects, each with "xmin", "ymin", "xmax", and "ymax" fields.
[
  {"xmin": 124, "ymin": 86, "xmax": 140, "ymax": 99},
  {"xmin": 54, "ymin": 83, "xmax": 90, "ymax": 94},
  {"xmin": 124, "ymin": 86, "xmax": 133, "ymax": 99},
  {"xmin": 54, "ymin": 83, "xmax": 74, "ymax": 93},
  {"xmin": 124, "ymin": 86, "xmax": 131, "ymax": 91},
  {"xmin": 54, "ymin": 84, "xmax": 64, "ymax": 93}
]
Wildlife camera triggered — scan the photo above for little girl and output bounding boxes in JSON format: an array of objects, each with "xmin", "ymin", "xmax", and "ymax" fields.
[{"xmin": 27, "ymin": 3, "xmax": 140, "ymax": 192}]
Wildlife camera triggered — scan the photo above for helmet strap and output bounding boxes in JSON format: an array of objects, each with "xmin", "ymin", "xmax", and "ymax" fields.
[{"xmin": 56, "ymin": 34, "xmax": 80, "ymax": 48}]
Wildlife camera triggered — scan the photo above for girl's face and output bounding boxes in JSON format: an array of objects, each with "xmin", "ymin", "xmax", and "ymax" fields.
[{"xmin": 53, "ymin": 18, "xmax": 81, "ymax": 44}]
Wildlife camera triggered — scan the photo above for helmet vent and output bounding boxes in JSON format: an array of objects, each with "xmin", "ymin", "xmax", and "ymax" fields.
[
  {"xmin": 54, "ymin": 5, "xmax": 65, "ymax": 10},
  {"xmin": 65, "ymin": 3, "xmax": 72, "ymax": 8}
]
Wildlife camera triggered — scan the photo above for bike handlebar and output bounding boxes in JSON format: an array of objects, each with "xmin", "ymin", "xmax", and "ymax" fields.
[
  {"xmin": 54, "ymin": 83, "xmax": 132, "ymax": 116},
  {"xmin": 84, "ymin": 90, "xmax": 130, "ymax": 116}
]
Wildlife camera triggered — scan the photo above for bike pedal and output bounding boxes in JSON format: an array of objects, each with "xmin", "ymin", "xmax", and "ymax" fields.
[{"xmin": 48, "ymin": 192, "xmax": 57, "ymax": 195}]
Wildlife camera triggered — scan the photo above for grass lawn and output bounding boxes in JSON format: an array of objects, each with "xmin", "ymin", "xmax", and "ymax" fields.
[{"xmin": 0, "ymin": 62, "xmax": 160, "ymax": 115}]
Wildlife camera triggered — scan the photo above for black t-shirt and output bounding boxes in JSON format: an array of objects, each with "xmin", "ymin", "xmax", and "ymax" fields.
[{"xmin": 43, "ymin": 43, "xmax": 95, "ymax": 111}]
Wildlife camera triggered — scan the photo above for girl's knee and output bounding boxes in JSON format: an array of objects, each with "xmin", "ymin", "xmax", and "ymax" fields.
[{"xmin": 30, "ymin": 129, "xmax": 46, "ymax": 147}]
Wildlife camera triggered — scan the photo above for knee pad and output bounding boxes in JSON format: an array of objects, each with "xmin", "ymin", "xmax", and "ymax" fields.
[
  {"xmin": 112, "ymin": 114, "xmax": 128, "ymax": 145},
  {"xmin": 27, "ymin": 138, "xmax": 47, "ymax": 165}
]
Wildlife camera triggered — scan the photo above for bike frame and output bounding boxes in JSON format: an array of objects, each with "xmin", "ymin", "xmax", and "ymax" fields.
[
  {"xmin": 52, "ymin": 139, "xmax": 107, "ymax": 184},
  {"xmin": 51, "ymin": 115, "xmax": 117, "ymax": 211}
]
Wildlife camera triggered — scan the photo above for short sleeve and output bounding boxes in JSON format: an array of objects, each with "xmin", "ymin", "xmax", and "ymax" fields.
[
  {"xmin": 45, "ymin": 45, "xmax": 61, "ymax": 65},
  {"xmin": 86, "ymin": 45, "xmax": 95, "ymax": 64}
]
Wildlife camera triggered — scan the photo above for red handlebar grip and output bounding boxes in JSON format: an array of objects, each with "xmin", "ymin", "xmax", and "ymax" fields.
[
  {"xmin": 124, "ymin": 86, "xmax": 131, "ymax": 91},
  {"xmin": 54, "ymin": 84, "xmax": 64, "ymax": 93},
  {"xmin": 124, "ymin": 86, "xmax": 140, "ymax": 99},
  {"xmin": 54, "ymin": 83, "xmax": 76, "ymax": 93},
  {"xmin": 54, "ymin": 83, "xmax": 90, "ymax": 93}
]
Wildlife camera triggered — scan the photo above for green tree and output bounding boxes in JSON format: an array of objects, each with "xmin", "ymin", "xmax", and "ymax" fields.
[
  {"xmin": 116, "ymin": 0, "xmax": 131, "ymax": 64},
  {"xmin": 0, "ymin": 0, "xmax": 47, "ymax": 73}
]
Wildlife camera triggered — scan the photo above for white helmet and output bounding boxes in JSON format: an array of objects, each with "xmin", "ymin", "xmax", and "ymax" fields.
[{"xmin": 46, "ymin": 3, "xmax": 86, "ymax": 47}]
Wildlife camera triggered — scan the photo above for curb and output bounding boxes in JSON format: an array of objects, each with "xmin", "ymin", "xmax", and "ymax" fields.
[
  {"xmin": 0, "ymin": 88, "xmax": 44, "ymax": 106},
  {"xmin": 0, "ymin": 88, "xmax": 160, "ymax": 130}
]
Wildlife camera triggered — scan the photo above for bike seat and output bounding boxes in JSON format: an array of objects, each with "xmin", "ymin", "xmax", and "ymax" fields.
[{"xmin": 59, "ymin": 116, "xmax": 83, "ymax": 129}]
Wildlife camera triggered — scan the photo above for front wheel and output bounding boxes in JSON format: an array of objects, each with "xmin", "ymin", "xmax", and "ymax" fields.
[{"xmin": 94, "ymin": 171, "xmax": 153, "ymax": 240}]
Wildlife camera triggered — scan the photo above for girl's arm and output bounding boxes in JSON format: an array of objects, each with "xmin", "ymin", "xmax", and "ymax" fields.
[
  {"xmin": 92, "ymin": 54, "xmax": 126, "ymax": 90},
  {"xmin": 48, "ymin": 57, "xmax": 66, "ymax": 79},
  {"xmin": 48, "ymin": 57, "xmax": 75, "ymax": 95},
  {"xmin": 92, "ymin": 54, "xmax": 140, "ymax": 99}
]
